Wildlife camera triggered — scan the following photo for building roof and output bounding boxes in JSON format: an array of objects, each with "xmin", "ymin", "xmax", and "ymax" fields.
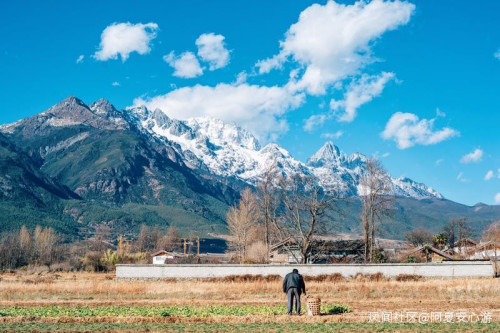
[
  {"xmin": 475, "ymin": 241, "xmax": 500, "ymax": 250},
  {"xmin": 151, "ymin": 250, "xmax": 179, "ymax": 257},
  {"xmin": 270, "ymin": 238, "xmax": 364, "ymax": 252},
  {"xmin": 454, "ymin": 238, "xmax": 477, "ymax": 247},
  {"xmin": 407, "ymin": 245, "xmax": 455, "ymax": 260}
]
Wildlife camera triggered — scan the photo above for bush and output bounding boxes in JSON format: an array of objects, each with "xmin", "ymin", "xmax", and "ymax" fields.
[
  {"xmin": 246, "ymin": 241, "xmax": 268, "ymax": 264},
  {"xmin": 402, "ymin": 255, "xmax": 417, "ymax": 263},
  {"xmin": 81, "ymin": 251, "xmax": 106, "ymax": 272},
  {"xmin": 326, "ymin": 304, "xmax": 351, "ymax": 314},
  {"xmin": 205, "ymin": 274, "xmax": 282, "ymax": 283},
  {"xmin": 353, "ymin": 272, "xmax": 386, "ymax": 282},
  {"xmin": 306, "ymin": 273, "xmax": 344, "ymax": 283},
  {"xmin": 395, "ymin": 274, "xmax": 424, "ymax": 282},
  {"xmin": 371, "ymin": 248, "xmax": 387, "ymax": 263}
]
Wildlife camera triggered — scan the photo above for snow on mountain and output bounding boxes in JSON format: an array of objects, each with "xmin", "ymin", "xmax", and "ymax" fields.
[
  {"xmin": 307, "ymin": 141, "xmax": 443, "ymax": 199},
  {"xmin": 392, "ymin": 177, "xmax": 442, "ymax": 199},
  {"xmin": 126, "ymin": 106, "xmax": 443, "ymax": 199}
]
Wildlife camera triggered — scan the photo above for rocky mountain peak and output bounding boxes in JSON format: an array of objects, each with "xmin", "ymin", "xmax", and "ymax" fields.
[
  {"xmin": 307, "ymin": 141, "xmax": 343, "ymax": 167},
  {"xmin": 46, "ymin": 96, "xmax": 91, "ymax": 116},
  {"xmin": 89, "ymin": 98, "xmax": 118, "ymax": 116}
]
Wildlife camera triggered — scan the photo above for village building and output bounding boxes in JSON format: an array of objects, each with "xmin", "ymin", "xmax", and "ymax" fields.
[
  {"xmin": 468, "ymin": 241, "xmax": 500, "ymax": 260},
  {"xmin": 269, "ymin": 238, "xmax": 365, "ymax": 264},
  {"xmin": 404, "ymin": 245, "xmax": 455, "ymax": 263},
  {"xmin": 152, "ymin": 250, "xmax": 178, "ymax": 264},
  {"xmin": 453, "ymin": 238, "xmax": 478, "ymax": 258},
  {"xmin": 152, "ymin": 250, "xmax": 229, "ymax": 264}
]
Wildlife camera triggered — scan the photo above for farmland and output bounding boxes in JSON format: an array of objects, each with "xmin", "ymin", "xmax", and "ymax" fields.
[{"xmin": 0, "ymin": 272, "xmax": 498, "ymax": 332}]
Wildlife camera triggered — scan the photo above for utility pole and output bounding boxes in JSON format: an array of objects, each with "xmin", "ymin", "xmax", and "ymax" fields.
[
  {"xmin": 183, "ymin": 238, "xmax": 187, "ymax": 255},
  {"xmin": 197, "ymin": 237, "xmax": 200, "ymax": 257}
]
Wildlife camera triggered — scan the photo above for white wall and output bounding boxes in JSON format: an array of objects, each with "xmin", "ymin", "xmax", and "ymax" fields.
[
  {"xmin": 152, "ymin": 256, "xmax": 167, "ymax": 265},
  {"xmin": 116, "ymin": 261, "xmax": 495, "ymax": 279}
]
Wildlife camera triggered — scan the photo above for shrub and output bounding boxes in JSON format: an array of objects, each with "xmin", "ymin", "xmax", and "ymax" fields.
[
  {"xmin": 353, "ymin": 272, "xmax": 386, "ymax": 281},
  {"xmin": 306, "ymin": 273, "xmax": 344, "ymax": 283},
  {"xmin": 246, "ymin": 241, "xmax": 268, "ymax": 264},
  {"xmin": 395, "ymin": 274, "xmax": 424, "ymax": 282},
  {"xmin": 326, "ymin": 304, "xmax": 351, "ymax": 314}
]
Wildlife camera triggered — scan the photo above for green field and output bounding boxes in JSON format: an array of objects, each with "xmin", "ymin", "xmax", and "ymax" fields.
[
  {"xmin": 0, "ymin": 322, "xmax": 497, "ymax": 333},
  {"xmin": 0, "ymin": 304, "xmax": 349, "ymax": 318}
]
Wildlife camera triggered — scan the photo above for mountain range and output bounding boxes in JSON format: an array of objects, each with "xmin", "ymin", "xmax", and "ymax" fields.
[{"xmin": 0, "ymin": 97, "xmax": 498, "ymax": 240}]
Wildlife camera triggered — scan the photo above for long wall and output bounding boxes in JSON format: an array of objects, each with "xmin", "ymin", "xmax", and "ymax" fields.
[{"xmin": 116, "ymin": 261, "xmax": 496, "ymax": 279}]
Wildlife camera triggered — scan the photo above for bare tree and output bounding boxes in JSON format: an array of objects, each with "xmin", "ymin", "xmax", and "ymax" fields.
[
  {"xmin": 246, "ymin": 241, "xmax": 268, "ymax": 263},
  {"xmin": 444, "ymin": 218, "xmax": 473, "ymax": 256},
  {"xmin": 136, "ymin": 224, "xmax": 152, "ymax": 252},
  {"xmin": 226, "ymin": 188, "xmax": 261, "ymax": 263},
  {"xmin": 157, "ymin": 226, "xmax": 180, "ymax": 251},
  {"xmin": 34, "ymin": 226, "xmax": 59, "ymax": 267},
  {"xmin": 275, "ymin": 174, "xmax": 334, "ymax": 264},
  {"xmin": 0, "ymin": 232, "xmax": 20, "ymax": 269},
  {"xmin": 483, "ymin": 221, "xmax": 500, "ymax": 242},
  {"xmin": 256, "ymin": 162, "xmax": 279, "ymax": 261},
  {"xmin": 405, "ymin": 228, "xmax": 433, "ymax": 246},
  {"xmin": 443, "ymin": 220, "xmax": 456, "ymax": 250},
  {"xmin": 90, "ymin": 223, "xmax": 111, "ymax": 252},
  {"xmin": 456, "ymin": 218, "xmax": 473, "ymax": 256},
  {"xmin": 359, "ymin": 158, "xmax": 394, "ymax": 263},
  {"xmin": 482, "ymin": 221, "xmax": 500, "ymax": 275},
  {"xmin": 19, "ymin": 225, "xmax": 33, "ymax": 265}
]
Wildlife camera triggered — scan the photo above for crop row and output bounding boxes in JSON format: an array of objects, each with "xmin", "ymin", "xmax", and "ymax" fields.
[
  {"xmin": 0, "ymin": 322, "xmax": 497, "ymax": 333},
  {"xmin": 0, "ymin": 304, "xmax": 349, "ymax": 318}
]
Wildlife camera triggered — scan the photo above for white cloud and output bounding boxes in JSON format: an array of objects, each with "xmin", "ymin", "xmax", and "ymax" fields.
[
  {"xmin": 381, "ymin": 112, "xmax": 459, "ymax": 149},
  {"xmin": 435, "ymin": 159, "xmax": 444, "ymax": 166},
  {"xmin": 435, "ymin": 108, "xmax": 446, "ymax": 118},
  {"xmin": 94, "ymin": 22, "xmax": 159, "ymax": 61},
  {"xmin": 256, "ymin": 0, "xmax": 414, "ymax": 95},
  {"xmin": 485, "ymin": 170, "xmax": 494, "ymax": 180},
  {"xmin": 381, "ymin": 152, "xmax": 390, "ymax": 158},
  {"xmin": 132, "ymin": 84, "xmax": 304, "ymax": 141},
  {"xmin": 321, "ymin": 131, "xmax": 343, "ymax": 139},
  {"xmin": 332, "ymin": 72, "xmax": 395, "ymax": 122},
  {"xmin": 112, "ymin": 81, "xmax": 120, "ymax": 87},
  {"xmin": 457, "ymin": 172, "xmax": 469, "ymax": 183},
  {"xmin": 76, "ymin": 55, "xmax": 84, "ymax": 64},
  {"xmin": 494, "ymin": 49, "xmax": 500, "ymax": 60},
  {"xmin": 256, "ymin": 54, "xmax": 286, "ymax": 74},
  {"xmin": 196, "ymin": 33, "xmax": 230, "ymax": 70},
  {"xmin": 234, "ymin": 71, "xmax": 247, "ymax": 85},
  {"xmin": 164, "ymin": 51, "xmax": 203, "ymax": 78},
  {"xmin": 495, "ymin": 193, "xmax": 500, "ymax": 204},
  {"xmin": 460, "ymin": 148, "xmax": 483, "ymax": 164},
  {"xmin": 303, "ymin": 113, "xmax": 330, "ymax": 132}
]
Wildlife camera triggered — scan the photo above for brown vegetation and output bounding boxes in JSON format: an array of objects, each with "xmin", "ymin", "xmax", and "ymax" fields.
[{"xmin": 0, "ymin": 272, "xmax": 498, "ymax": 324}]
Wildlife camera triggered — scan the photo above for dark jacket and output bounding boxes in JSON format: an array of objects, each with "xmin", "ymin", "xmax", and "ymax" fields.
[{"xmin": 282, "ymin": 271, "xmax": 306, "ymax": 294}]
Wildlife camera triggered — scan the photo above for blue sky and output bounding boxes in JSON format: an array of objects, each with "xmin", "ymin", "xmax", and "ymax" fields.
[{"xmin": 1, "ymin": 0, "xmax": 499, "ymax": 206}]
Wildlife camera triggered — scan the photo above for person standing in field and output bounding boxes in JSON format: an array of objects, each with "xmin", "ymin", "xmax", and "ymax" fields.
[{"xmin": 282, "ymin": 268, "xmax": 306, "ymax": 315}]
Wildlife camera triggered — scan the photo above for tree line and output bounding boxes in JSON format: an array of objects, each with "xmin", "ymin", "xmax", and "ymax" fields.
[
  {"xmin": 0, "ymin": 224, "xmax": 183, "ymax": 272},
  {"xmin": 226, "ymin": 158, "xmax": 394, "ymax": 264}
]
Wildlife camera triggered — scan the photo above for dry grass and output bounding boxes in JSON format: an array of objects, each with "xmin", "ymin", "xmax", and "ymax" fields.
[{"xmin": 0, "ymin": 272, "xmax": 499, "ymax": 323}]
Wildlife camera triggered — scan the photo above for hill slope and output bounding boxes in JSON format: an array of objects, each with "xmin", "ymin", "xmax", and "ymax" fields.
[
  {"xmin": 0, "ymin": 97, "xmax": 235, "ymax": 237},
  {"xmin": 0, "ymin": 96, "xmax": 499, "ymax": 240}
]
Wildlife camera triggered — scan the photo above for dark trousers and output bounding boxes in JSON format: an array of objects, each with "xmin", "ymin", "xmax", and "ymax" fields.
[{"xmin": 287, "ymin": 287, "xmax": 301, "ymax": 315}]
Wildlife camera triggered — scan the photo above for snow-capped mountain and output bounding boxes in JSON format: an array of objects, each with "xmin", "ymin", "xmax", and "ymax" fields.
[
  {"xmin": 125, "ymin": 106, "xmax": 443, "ymax": 199},
  {"xmin": 306, "ymin": 141, "xmax": 442, "ymax": 198}
]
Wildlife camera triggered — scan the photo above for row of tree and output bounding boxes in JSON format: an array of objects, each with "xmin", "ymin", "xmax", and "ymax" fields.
[
  {"xmin": 405, "ymin": 218, "xmax": 473, "ymax": 249},
  {"xmin": 406, "ymin": 218, "xmax": 500, "ymax": 252},
  {"xmin": 0, "ymin": 224, "xmax": 182, "ymax": 271},
  {"xmin": 0, "ymin": 226, "xmax": 60, "ymax": 269},
  {"xmin": 227, "ymin": 159, "xmax": 393, "ymax": 264}
]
